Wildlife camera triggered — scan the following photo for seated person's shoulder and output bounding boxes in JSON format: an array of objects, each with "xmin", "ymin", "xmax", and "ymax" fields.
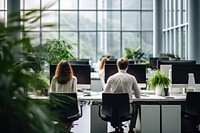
[{"xmin": 72, "ymin": 76, "xmax": 77, "ymax": 80}]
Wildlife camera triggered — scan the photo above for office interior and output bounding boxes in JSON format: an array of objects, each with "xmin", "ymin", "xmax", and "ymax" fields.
[{"xmin": 1, "ymin": 0, "xmax": 200, "ymax": 133}]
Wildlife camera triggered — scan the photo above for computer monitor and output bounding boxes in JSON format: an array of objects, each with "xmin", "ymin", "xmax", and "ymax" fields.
[
  {"xmin": 50, "ymin": 64, "xmax": 91, "ymax": 89},
  {"xmin": 104, "ymin": 64, "xmax": 146, "ymax": 88},
  {"xmin": 157, "ymin": 60, "xmax": 196, "ymax": 69},
  {"xmin": 171, "ymin": 64, "xmax": 200, "ymax": 89},
  {"xmin": 106, "ymin": 60, "xmax": 135, "ymax": 65},
  {"xmin": 69, "ymin": 59, "xmax": 90, "ymax": 65},
  {"xmin": 149, "ymin": 57, "xmax": 169, "ymax": 70}
]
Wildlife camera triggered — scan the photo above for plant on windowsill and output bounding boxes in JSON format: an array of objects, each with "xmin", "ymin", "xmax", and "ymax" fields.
[{"xmin": 147, "ymin": 70, "xmax": 171, "ymax": 96}]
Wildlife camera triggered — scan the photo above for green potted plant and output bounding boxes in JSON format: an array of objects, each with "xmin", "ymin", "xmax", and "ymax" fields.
[
  {"xmin": 124, "ymin": 47, "xmax": 148, "ymax": 63},
  {"xmin": 147, "ymin": 71, "xmax": 171, "ymax": 96}
]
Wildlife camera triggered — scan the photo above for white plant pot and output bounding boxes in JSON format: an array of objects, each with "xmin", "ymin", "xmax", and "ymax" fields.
[{"xmin": 155, "ymin": 87, "xmax": 164, "ymax": 96}]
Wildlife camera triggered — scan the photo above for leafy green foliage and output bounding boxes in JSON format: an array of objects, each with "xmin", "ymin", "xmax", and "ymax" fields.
[
  {"xmin": 124, "ymin": 47, "xmax": 148, "ymax": 62},
  {"xmin": 147, "ymin": 71, "xmax": 171, "ymax": 89},
  {"xmin": 0, "ymin": 6, "xmax": 57, "ymax": 133},
  {"xmin": 40, "ymin": 39, "xmax": 76, "ymax": 64}
]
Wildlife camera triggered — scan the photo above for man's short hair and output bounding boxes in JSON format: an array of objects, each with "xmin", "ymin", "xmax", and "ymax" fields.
[{"xmin": 117, "ymin": 58, "xmax": 129, "ymax": 70}]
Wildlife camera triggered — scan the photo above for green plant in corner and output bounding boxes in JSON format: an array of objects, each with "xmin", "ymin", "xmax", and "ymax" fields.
[
  {"xmin": 147, "ymin": 71, "xmax": 171, "ymax": 90},
  {"xmin": 0, "ymin": 4, "xmax": 59, "ymax": 133},
  {"xmin": 38, "ymin": 39, "xmax": 76, "ymax": 64}
]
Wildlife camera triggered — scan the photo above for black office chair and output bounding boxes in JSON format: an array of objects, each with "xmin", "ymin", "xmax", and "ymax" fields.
[
  {"xmin": 183, "ymin": 92, "xmax": 200, "ymax": 133},
  {"xmin": 98, "ymin": 93, "xmax": 134, "ymax": 133},
  {"xmin": 49, "ymin": 93, "xmax": 83, "ymax": 132}
]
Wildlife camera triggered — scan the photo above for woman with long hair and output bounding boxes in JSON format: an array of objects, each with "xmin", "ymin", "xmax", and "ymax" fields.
[{"xmin": 50, "ymin": 60, "xmax": 77, "ymax": 92}]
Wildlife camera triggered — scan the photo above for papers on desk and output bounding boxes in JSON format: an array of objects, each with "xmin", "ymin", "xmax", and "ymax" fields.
[
  {"xmin": 78, "ymin": 91, "xmax": 102, "ymax": 97},
  {"xmin": 165, "ymin": 96, "xmax": 175, "ymax": 99}
]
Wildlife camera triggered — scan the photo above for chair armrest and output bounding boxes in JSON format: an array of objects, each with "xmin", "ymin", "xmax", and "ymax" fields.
[
  {"xmin": 98, "ymin": 103, "xmax": 102, "ymax": 118},
  {"xmin": 79, "ymin": 104, "xmax": 83, "ymax": 118}
]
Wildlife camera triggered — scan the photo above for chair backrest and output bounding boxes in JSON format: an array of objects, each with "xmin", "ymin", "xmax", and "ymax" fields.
[
  {"xmin": 102, "ymin": 93, "xmax": 130, "ymax": 118},
  {"xmin": 185, "ymin": 92, "xmax": 200, "ymax": 116},
  {"xmin": 49, "ymin": 93, "xmax": 79, "ymax": 119}
]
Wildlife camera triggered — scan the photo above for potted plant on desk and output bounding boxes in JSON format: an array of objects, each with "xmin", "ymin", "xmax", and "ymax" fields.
[{"xmin": 147, "ymin": 71, "xmax": 171, "ymax": 96}]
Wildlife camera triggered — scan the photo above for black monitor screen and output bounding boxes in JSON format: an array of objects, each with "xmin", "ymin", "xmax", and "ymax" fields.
[
  {"xmin": 149, "ymin": 57, "xmax": 159, "ymax": 69},
  {"xmin": 106, "ymin": 60, "xmax": 135, "ymax": 65},
  {"xmin": 172, "ymin": 64, "xmax": 200, "ymax": 85},
  {"xmin": 157, "ymin": 60, "xmax": 196, "ymax": 69},
  {"xmin": 104, "ymin": 64, "xmax": 146, "ymax": 84},
  {"xmin": 149, "ymin": 57, "xmax": 169, "ymax": 69},
  {"xmin": 50, "ymin": 64, "xmax": 91, "ymax": 84},
  {"xmin": 69, "ymin": 59, "xmax": 89, "ymax": 65}
]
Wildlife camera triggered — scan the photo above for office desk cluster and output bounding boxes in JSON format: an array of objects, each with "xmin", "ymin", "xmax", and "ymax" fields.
[{"xmin": 32, "ymin": 92, "xmax": 186, "ymax": 133}]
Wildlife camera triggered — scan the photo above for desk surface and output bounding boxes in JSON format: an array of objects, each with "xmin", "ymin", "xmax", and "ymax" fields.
[
  {"xmin": 78, "ymin": 92, "xmax": 186, "ymax": 101},
  {"xmin": 30, "ymin": 92, "xmax": 186, "ymax": 102}
]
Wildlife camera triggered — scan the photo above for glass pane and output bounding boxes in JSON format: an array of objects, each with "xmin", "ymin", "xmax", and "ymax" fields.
[
  {"xmin": 0, "ymin": 0, "xmax": 4, "ymax": 9},
  {"xmin": 169, "ymin": 0, "xmax": 172, "ymax": 27},
  {"xmin": 98, "ymin": 0, "xmax": 120, "ymax": 10},
  {"xmin": 106, "ymin": 32, "xmax": 120, "ymax": 59},
  {"xmin": 24, "ymin": 0, "xmax": 40, "ymax": 9},
  {"xmin": 183, "ymin": 11, "xmax": 186, "ymax": 23},
  {"xmin": 79, "ymin": 11, "xmax": 96, "ymax": 30},
  {"xmin": 60, "ymin": 0, "xmax": 77, "ymax": 9},
  {"xmin": 42, "ymin": 32, "xmax": 58, "ymax": 43},
  {"xmin": 98, "ymin": 32, "xmax": 120, "ymax": 59},
  {"xmin": 60, "ymin": 11, "xmax": 77, "ymax": 30},
  {"xmin": 142, "ymin": 12, "xmax": 153, "ymax": 30},
  {"xmin": 22, "ymin": 11, "xmax": 40, "ymax": 31},
  {"xmin": 80, "ymin": 32, "xmax": 96, "ymax": 63},
  {"xmin": 142, "ymin": 0, "xmax": 153, "ymax": 10},
  {"xmin": 97, "ymin": 32, "xmax": 106, "ymax": 57},
  {"xmin": 42, "ymin": 0, "xmax": 58, "ymax": 10},
  {"xmin": 79, "ymin": 0, "xmax": 96, "ymax": 10},
  {"xmin": 183, "ymin": 0, "xmax": 186, "ymax": 10},
  {"xmin": 27, "ymin": 32, "xmax": 40, "ymax": 46},
  {"xmin": 182, "ymin": 27, "xmax": 186, "ymax": 59},
  {"xmin": 60, "ymin": 32, "xmax": 78, "ymax": 57},
  {"xmin": 0, "ymin": 12, "xmax": 4, "ymax": 21},
  {"xmin": 122, "ymin": 32, "xmax": 140, "ymax": 56},
  {"xmin": 122, "ymin": 11, "xmax": 140, "ymax": 30},
  {"xmin": 42, "ymin": 11, "xmax": 58, "ymax": 30},
  {"xmin": 98, "ymin": 11, "xmax": 120, "ymax": 30},
  {"xmin": 122, "ymin": 0, "xmax": 140, "ymax": 9},
  {"xmin": 141, "ymin": 32, "xmax": 153, "ymax": 55}
]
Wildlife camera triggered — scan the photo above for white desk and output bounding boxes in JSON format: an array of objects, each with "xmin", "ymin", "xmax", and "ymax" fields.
[
  {"xmin": 30, "ymin": 93, "xmax": 186, "ymax": 133},
  {"xmin": 76, "ymin": 92, "xmax": 185, "ymax": 133},
  {"xmin": 77, "ymin": 92, "xmax": 186, "ymax": 102}
]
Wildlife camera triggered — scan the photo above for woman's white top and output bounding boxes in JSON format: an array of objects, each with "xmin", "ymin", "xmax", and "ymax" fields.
[{"xmin": 50, "ymin": 76, "xmax": 77, "ymax": 93}]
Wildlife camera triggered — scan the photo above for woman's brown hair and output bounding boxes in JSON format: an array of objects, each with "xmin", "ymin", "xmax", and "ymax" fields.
[{"xmin": 54, "ymin": 60, "xmax": 74, "ymax": 84}]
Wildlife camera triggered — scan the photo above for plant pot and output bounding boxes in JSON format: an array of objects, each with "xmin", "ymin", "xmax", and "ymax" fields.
[
  {"xmin": 35, "ymin": 90, "xmax": 42, "ymax": 96},
  {"xmin": 164, "ymin": 88, "xmax": 169, "ymax": 96},
  {"xmin": 155, "ymin": 86, "xmax": 164, "ymax": 96}
]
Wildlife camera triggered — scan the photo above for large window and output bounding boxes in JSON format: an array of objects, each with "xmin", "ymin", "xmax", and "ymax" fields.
[
  {"xmin": 0, "ymin": 0, "xmax": 6, "ymax": 23},
  {"xmin": 163, "ymin": 0, "xmax": 188, "ymax": 59},
  {"xmin": 20, "ymin": 0, "xmax": 153, "ymax": 63}
]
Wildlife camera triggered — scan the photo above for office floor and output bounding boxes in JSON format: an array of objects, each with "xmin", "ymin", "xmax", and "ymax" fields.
[{"xmin": 71, "ymin": 103, "xmax": 131, "ymax": 133}]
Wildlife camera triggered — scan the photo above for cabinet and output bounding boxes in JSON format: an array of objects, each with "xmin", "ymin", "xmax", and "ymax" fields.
[
  {"xmin": 135, "ymin": 105, "xmax": 181, "ymax": 133},
  {"xmin": 136, "ymin": 105, "xmax": 160, "ymax": 133},
  {"xmin": 162, "ymin": 105, "xmax": 181, "ymax": 133}
]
